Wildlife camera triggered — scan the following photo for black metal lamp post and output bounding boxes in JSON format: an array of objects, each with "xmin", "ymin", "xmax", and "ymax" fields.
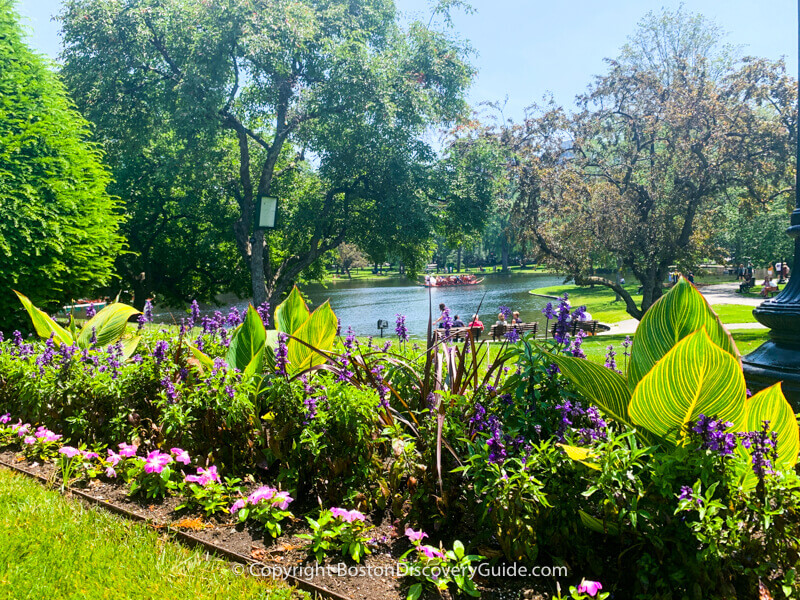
[{"xmin": 742, "ymin": 1, "xmax": 800, "ymax": 405}]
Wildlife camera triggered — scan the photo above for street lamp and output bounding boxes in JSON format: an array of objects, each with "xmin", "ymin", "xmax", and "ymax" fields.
[
  {"xmin": 255, "ymin": 196, "xmax": 278, "ymax": 230},
  {"xmin": 742, "ymin": 0, "xmax": 800, "ymax": 406}
]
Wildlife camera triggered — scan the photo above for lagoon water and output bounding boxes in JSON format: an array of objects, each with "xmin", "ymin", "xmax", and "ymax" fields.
[{"xmin": 302, "ymin": 272, "xmax": 565, "ymax": 338}]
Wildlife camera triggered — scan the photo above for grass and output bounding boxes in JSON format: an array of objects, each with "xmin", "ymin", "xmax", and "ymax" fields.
[
  {"xmin": 709, "ymin": 304, "xmax": 758, "ymax": 324},
  {"xmin": 530, "ymin": 284, "xmax": 643, "ymax": 324},
  {"xmin": 319, "ymin": 264, "xmax": 554, "ymax": 283},
  {"xmin": 0, "ymin": 468, "xmax": 297, "ymax": 600}
]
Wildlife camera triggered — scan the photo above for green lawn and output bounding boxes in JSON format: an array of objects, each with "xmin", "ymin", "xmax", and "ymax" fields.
[
  {"xmin": 710, "ymin": 304, "xmax": 757, "ymax": 324},
  {"xmin": 0, "ymin": 468, "xmax": 296, "ymax": 600},
  {"xmin": 530, "ymin": 284, "xmax": 644, "ymax": 324}
]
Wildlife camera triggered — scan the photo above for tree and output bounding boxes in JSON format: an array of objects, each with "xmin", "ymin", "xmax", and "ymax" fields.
[
  {"xmin": 60, "ymin": 0, "xmax": 473, "ymax": 314},
  {"xmin": 335, "ymin": 243, "xmax": 368, "ymax": 278},
  {"xmin": 0, "ymin": 1, "xmax": 124, "ymax": 331},
  {"xmin": 509, "ymin": 9, "xmax": 795, "ymax": 319}
]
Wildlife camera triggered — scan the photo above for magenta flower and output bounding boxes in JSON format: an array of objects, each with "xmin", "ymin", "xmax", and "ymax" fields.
[
  {"xmin": 143, "ymin": 450, "xmax": 173, "ymax": 474},
  {"xmin": 419, "ymin": 545, "xmax": 445, "ymax": 559},
  {"xmin": 170, "ymin": 447, "xmax": 191, "ymax": 465},
  {"xmin": 0, "ymin": 413, "xmax": 11, "ymax": 424},
  {"xmin": 230, "ymin": 499, "xmax": 246, "ymax": 514},
  {"xmin": 577, "ymin": 580, "xmax": 603, "ymax": 597},
  {"xmin": 106, "ymin": 450, "xmax": 122, "ymax": 466},
  {"xmin": 82, "ymin": 451, "xmax": 99, "ymax": 460},
  {"xmin": 185, "ymin": 466, "xmax": 220, "ymax": 487},
  {"xmin": 14, "ymin": 422, "xmax": 30, "ymax": 436},
  {"xmin": 247, "ymin": 486, "xmax": 276, "ymax": 505},
  {"xmin": 273, "ymin": 491, "xmax": 293, "ymax": 510},
  {"xmin": 43, "ymin": 431, "xmax": 62, "ymax": 443},
  {"xmin": 105, "ymin": 466, "xmax": 117, "ymax": 478},
  {"xmin": 405, "ymin": 528, "xmax": 428, "ymax": 542},
  {"xmin": 331, "ymin": 507, "xmax": 365, "ymax": 523},
  {"xmin": 23, "ymin": 436, "xmax": 35, "ymax": 445},
  {"xmin": 59, "ymin": 446, "xmax": 81, "ymax": 458},
  {"xmin": 118, "ymin": 442, "xmax": 138, "ymax": 458}
]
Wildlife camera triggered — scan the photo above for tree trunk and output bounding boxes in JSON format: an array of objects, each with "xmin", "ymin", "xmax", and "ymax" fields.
[
  {"xmin": 500, "ymin": 236, "xmax": 510, "ymax": 273},
  {"xmin": 250, "ymin": 230, "xmax": 267, "ymax": 307},
  {"xmin": 456, "ymin": 246, "xmax": 462, "ymax": 272},
  {"xmin": 615, "ymin": 257, "xmax": 622, "ymax": 302}
]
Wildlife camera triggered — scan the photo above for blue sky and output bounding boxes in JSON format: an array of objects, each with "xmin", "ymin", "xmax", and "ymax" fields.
[{"xmin": 15, "ymin": 0, "xmax": 799, "ymax": 121}]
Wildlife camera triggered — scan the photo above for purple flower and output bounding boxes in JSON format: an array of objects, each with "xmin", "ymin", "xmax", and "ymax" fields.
[
  {"xmin": 86, "ymin": 303, "xmax": 96, "ymax": 319},
  {"xmin": 12, "ymin": 330, "xmax": 23, "ymax": 346},
  {"xmin": 395, "ymin": 314, "xmax": 409, "ymax": 343},
  {"xmin": 504, "ymin": 327, "xmax": 520, "ymax": 343},
  {"xmin": 577, "ymin": 580, "xmax": 603, "ymax": 597},
  {"xmin": 275, "ymin": 333, "xmax": 289, "ymax": 377},
  {"xmin": 256, "ymin": 301, "xmax": 270, "ymax": 328},
  {"xmin": 152, "ymin": 340, "xmax": 169, "ymax": 365},
  {"xmin": 161, "ymin": 376, "xmax": 178, "ymax": 402},
  {"xmin": 89, "ymin": 327, "xmax": 97, "ymax": 347},
  {"xmin": 498, "ymin": 305, "xmax": 512, "ymax": 320},
  {"xmin": 441, "ymin": 308, "xmax": 453, "ymax": 337},
  {"xmin": 189, "ymin": 300, "xmax": 201, "ymax": 328},
  {"xmin": 227, "ymin": 306, "xmax": 242, "ymax": 327},
  {"xmin": 604, "ymin": 345, "xmax": 620, "ymax": 372},
  {"xmin": 740, "ymin": 420, "xmax": 778, "ymax": 480},
  {"xmin": 691, "ymin": 414, "xmax": 736, "ymax": 456},
  {"xmin": 678, "ymin": 485, "xmax": 703, "ymax": 506},
  {"xmin": 569, "ymin": 330, "xmax": 587, "ymax": 358}
]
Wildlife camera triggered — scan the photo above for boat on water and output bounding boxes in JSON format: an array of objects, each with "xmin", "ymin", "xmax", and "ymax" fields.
[
  {"xmin": 418, "ymin": 276, "xmax": 484, "ymax": 288},
  {"xmin": 59, "ymin": 300, "xmax": 108, "ymax": 318}
]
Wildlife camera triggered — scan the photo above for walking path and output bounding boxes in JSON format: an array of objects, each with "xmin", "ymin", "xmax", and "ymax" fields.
[{"xmin": 600, "ymin": 282, "xmax": 767, "ymax": 335}]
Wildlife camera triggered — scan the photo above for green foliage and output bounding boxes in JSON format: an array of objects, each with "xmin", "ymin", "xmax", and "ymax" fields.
[
  {"xmin": 400, "ymin": 538, "xmax": 483, "ymax": 599},
  {"xmin": 177, "ymin": 477, "xmax": 245, "ymax": 518},
  {"xmin": 299, "ymin": 509, "xmax": 373, "ymax": 563},
  {"xmin": 275, "ymin": 286, "xmax": 339, "ymax": 372},
  {"xmin": 0, "ymin": 1, "xmax": 124, "ymax": 332}
]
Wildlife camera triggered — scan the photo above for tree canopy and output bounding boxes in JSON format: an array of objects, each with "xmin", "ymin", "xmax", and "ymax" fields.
[{"xmin": 0, "ymin": 0, "xmax": 124, "ymax": 331}]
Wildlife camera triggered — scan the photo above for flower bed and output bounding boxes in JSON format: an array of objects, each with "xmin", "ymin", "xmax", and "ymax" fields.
[{"xmin": 1, "ymin": 280, "xmax": 799, "ymax": 599}]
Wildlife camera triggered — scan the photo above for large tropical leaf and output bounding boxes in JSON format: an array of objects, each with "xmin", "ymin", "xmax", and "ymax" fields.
[
  {"xmin": 243, "ymin": 346, "xmax": 266, "ymax": 383},
  {"xmin": 628, "ymin": 277, "xmax": 739, "ymax": 391},
  {"xmin": 275, "ymin": 286, "xmax": 310, "ymax": 336},
  {"xmin": 745, "ymin": 383, "xmax": 799, "ymax": 472},
  {"xmin": 226, "ymin": 305, "xmax": 267, "ymax": 372},
  {"xmin": 628, "ymin": 328, "xmax": 746, "ymax": 445},
  {"xmin": 14, "ymin": 290, "xmax": 73, "ymax": 346},
  {"xmin": 78, "ymin": 303, "xmax": 140, "ymax": 348},
  {"xmin": 287, "ymin": 300, "xmax": 338, "ymax": 371},
  {"xmin": 121, "ymin": 336, "xmax": 141, "ymax": 360},
  {"xmin": 550, "ymin": 354, "xmax": 632, "ymax": 426},
  {"xmin": 559, "ymin": 444, "xmax": 600, "ymax": 470}
]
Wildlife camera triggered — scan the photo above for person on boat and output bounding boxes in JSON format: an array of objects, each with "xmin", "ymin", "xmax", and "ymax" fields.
[
  {"xmin": 453, "ymin": 314, "xmax": 465, "ymax": 327},
  {"xmin": 424, "ymin": 275, "xmax": 431, "ymax": 286},
  {"xmin": 430, "ymin": 276, "xmax": 437, "ymax": 287},
  {"xmin": 469, "ymin": 314, "xmax": 484, "ymax": 340},
  {"xmin": 511, "ymin": 311, "xmax": 522, "ymax": 324}
]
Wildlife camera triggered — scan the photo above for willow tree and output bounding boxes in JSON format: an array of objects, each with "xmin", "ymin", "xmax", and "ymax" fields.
[
  {"xmin": 0, "ymin": 1, "xmax": 124, "ymax": 331},
  {"xmin": 60, "ymin": 0, "xmax": 473, "ymax": 311},
  {"xmin": 510, "ymin": 9, "xmax": 796, "ymax": 319}
]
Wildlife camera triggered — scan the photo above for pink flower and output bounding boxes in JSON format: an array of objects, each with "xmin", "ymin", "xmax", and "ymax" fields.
[
  {"xmin": 331, "ymin": 507, "xmax": 364, "ymax": 523},
  {"xmin": 247, "ymin": 486, "xmax": 276, "ymax": 505},
  {"xmin": 23, "ymin": 436, "xmax": 35, "ymax": 445},
  {"xmin": 230, "ymin": 499, "xmax": 246, "ymax": 514},
  {"xmin": 106, "ymin": 450, "xmax": 122, "ymax": 466},
  {"xmin": 14, "ymin": 422, "xmax": 30, "ymax": 436},
  {"xmin": 420, "ymin": 545, "xmax": 445, "ymax": 559},
  {"xmin": 43, "ymin": 431, "xmax": 62, "ymax": 442},
  {"xmin": 105, "ymin": 466, "xmax": 117, "ymax": 478},
  {"xmin": 82, "ymin": 451, "xmax": 99, "ymax": 460},
  {"xmin": 273, "ymin": 491, "xmax": 293, "ymax": 510},
  {"xmin": 185, "ymin": 466, "xmax": 220, "ymax": 487},
  {"xmin": 143, "ymin": 450, "xmax": 173, "ymax": 474},
  {"xmin": 59, "ymin": 446, "xmax": 81, "ymax": 458},
  {"xmin": 0, "ymin": 413, "xmax": 11, "ymax": 424},
  {"xmin": 118, "ymin": 442, "xmax": 138, "ymax": 458},
  {"xmin": 170, "ymin": 447, "xmax": 191, "ymax": 465},
  {"xmin": 577, "ymin": 580, "xmax": 603, "ymax": 597},
  {"xmin": 405, "ymin": 528, "xmax": 428, "ymax": 542}
]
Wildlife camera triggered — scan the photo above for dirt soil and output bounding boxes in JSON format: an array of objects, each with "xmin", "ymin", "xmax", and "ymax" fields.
[{"xmin": 0, "ymin": 448, "xmax": 550, "ymax": 600}]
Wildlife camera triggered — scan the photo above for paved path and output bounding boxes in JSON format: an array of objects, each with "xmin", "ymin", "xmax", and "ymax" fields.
[{"xmin": 600, "ymin": 282, "xmax": 767, "ymax": 335}]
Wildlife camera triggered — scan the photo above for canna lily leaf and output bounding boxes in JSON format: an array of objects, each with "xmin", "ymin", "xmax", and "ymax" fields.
[
  {"xmin": 14, "ymin": 290, "xmax": 73, "ymax": 346},
  {"xmin": 549, "ymin": 353, "xmax": 632, "ymax": 427},
  {"xmin": 226, "ymin": 305, "xmax": 266, "ymax": 373},
  {"xmin": 275, "ymin": 286, "xmax": 310, "ymax": 337},
  {"xmin": 78, "ymin": 303, "xmax": 140, "ymax": 348},
  {"xmin": 286, "ymin": 300, "xmax": 338, "ymax": 371},
  {"xmin": 579, "ymin": 510, "xmax": 620, "ymax": 535},
  {"xmin": 188, "ymin": 345, "xmax": 215, "ymax": 371},
  {"xmin": 121, "ymin": 336, "xmax": 141, "ymax": 360},
  {"xmin": 628, "ymin": 328, "xmax": 746, "ymax": 445},
  {"xmin": 628, "ymin": 277, "xmax": 739, "ymax": 391},
  {"xmin": 243, "ymin": 346, "xmax": 266, "ymax": 382},
  {"xmin": 558, "ymin": 444, "xmax": 601, "ymax": 470}
]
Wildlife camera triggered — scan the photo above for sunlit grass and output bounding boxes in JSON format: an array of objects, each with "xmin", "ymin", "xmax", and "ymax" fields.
[{"xmin": 0, "ymin": 468, "xmax": 298, "ymax": 600}]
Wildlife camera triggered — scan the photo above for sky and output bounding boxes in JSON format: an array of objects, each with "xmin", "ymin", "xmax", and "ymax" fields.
[{"xmin": 14, "ymin": 0, "xmax": 799, "ymax": 121}]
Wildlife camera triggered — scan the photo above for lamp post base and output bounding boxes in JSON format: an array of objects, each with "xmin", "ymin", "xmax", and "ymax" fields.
[{"xmin": 742, "ymin": 340, "xmax": 800, "ymax": 408}]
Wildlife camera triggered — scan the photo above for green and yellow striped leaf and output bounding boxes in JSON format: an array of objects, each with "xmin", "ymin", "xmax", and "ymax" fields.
[
  {"xmin": 14, "ymin": 290, "xmax": 73, "ymax": 346},
  {"xmin": 275, "ymin": 286, "xmax": 310, "ymax": 336},
  {"xmin": 558, "ymin": 444, "xmax": 601, "ymax": 470},
  {"xmin": 628, "ymin": 277, "xmax": 739, "ymax": 391},
  {"xmin": 287, "ymin": 300, "xmax": 338, "ymax": 371},
  {"xmin": 628, "ymin": 328, "xmax": 746, "ymax": 445},
  {"xmin": 226, "ymin": 305, "xmax": 267, "ymax": 373},
  {"xmin": 745, "ymin": 383, "xmax": 799, "ymax": 473},
  {"xmin": 549, "ymin": 354, "xmax": 632, "ymax": 426},
  {"xmin": 78, "ymin": 303, "xmax": 140, "ymax": 348}
]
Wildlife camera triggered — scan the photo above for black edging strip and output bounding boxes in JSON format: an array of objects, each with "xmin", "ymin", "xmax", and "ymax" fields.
[{"xmin": 0, "ymin": 458, "xmax": 352, "ymax": 600}]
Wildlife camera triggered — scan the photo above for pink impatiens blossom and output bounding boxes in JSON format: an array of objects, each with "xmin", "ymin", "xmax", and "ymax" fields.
[
  {"xmin": 248, "ymin": 486, "xmax": 276, "ymax": 505},
  {"xmin": 13, "ymin": 422, "xmax": 30, "ymax": 436},
  {"xmin": 273, "ymin": 491, "xmax": 293, "ymax": 510},
  {"xmin": 106, "ymin": 450, "xmax": 122, "ymax": 466},
  {"xmin": 420, "ymin": 545, "xmax": 445, "ymax": 559},
  {"xmin": 59, "ymin": 446, "xmax": 81, "ymax": 458},
  {"xmin": 405, "ymin": 528, "xmax": 428, "ymax": 542},
  {"xmin": 23, "ymin": 436, "xmax": 35, "ymax": 445},
  {"xmin": 230, "ymin": 499, "xmax": 246, "ymax": 514},
  {"xmin": 82, "ymin": 451, "xmax": 99, "ymax": 460},
  {"xmin": 330, "ymin": 507, "xmax": 365, "ymax": 523},
  {"xmin": 105, "ymin": 466, "xmax": 117, "ymax": 478},
  {"xmin": 184, "ymin": 466, "xmax": 220, "ymax": 487},
  {"xmin": 0, "ymin": 413, "xmax": 11, "ymax": 424},
  {"xmin": 118, "ymin": 442, "xmax": 138, "ymax": 458},
  {"xmin": 577, "ymin": 580, "xmax": 603, "ymax": 597},
  {"xmin": 170, "ymin": 447, "xmax": 191, "ymax": 465},
  {"xmin": 143, "ymin": 450, "xmax": 173, "ymax": 474}
]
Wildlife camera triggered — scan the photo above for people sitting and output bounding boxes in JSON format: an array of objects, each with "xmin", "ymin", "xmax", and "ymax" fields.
[
  {"xmin": 495, "ymin": 312, "xmax": 507, "ymax": 326},
  {"xmin": 469, "ymin": 314, "xmax": 484, "ymax": 341},
  {"xmin": 760, "ymin": 276, "xmax": 778, "ymax": 298},
  {"xmin": 452, "ymin": 314, "xmax": 465, "ymax": 328},
  {"xmin": 512, "ymin": 311, "xmax": 522, "ymax": 324},
  {"xmin": 739, "ymin": 274, "xmax": 754, "ymax": 293}
]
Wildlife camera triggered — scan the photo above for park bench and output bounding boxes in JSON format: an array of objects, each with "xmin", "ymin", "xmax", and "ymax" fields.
[
  {"xmin": 549, "ymin": 320, "xmax": 601, "ymax": 338},
  {"xmin": 489, "ymin": 322, "xmax": 538, "ymax": 341},
  {"xmin": 433, "ymin": 326, "xmax": 483, "ymax": 343}
]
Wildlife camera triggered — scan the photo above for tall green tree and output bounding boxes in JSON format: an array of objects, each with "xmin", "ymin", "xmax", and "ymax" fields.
[
  {"xmin": 60, "ymin": 0, "xmax": 473, "ymax": 313},
  {"xmin": 0, "ymin": 0, "xmax": 124, "ymax": 331}
]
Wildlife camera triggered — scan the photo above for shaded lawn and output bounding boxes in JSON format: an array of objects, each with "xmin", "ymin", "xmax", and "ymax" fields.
[{"xmin": 0, "ymin": 468, "xmax": 297, "ymax": 600}]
